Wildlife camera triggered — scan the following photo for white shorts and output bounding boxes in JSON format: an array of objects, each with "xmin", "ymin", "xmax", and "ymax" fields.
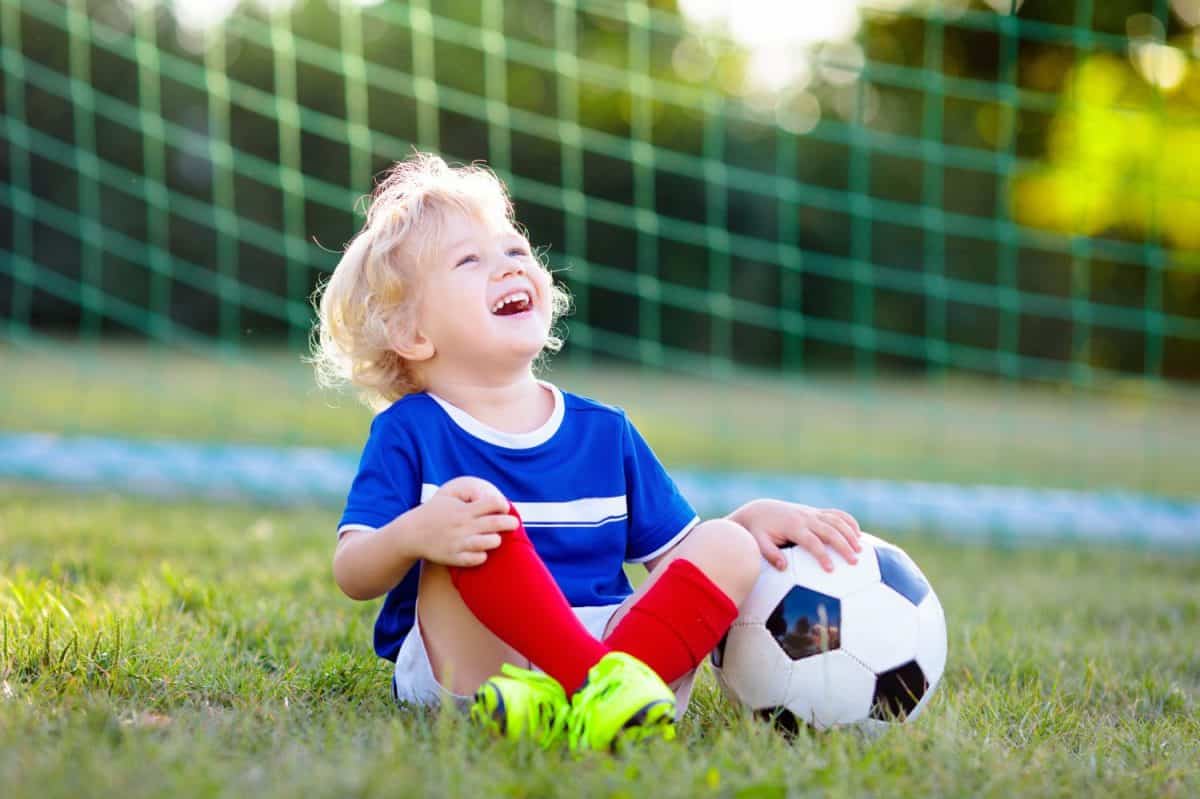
[{"xmin": 392, "ymin": 602, "xmax": 696, "ymax": 719}]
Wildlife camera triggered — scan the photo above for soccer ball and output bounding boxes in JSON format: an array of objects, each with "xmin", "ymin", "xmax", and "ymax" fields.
[{"xmin": 710, "ymin": 532, "xmax": 947, "ymax": 732}]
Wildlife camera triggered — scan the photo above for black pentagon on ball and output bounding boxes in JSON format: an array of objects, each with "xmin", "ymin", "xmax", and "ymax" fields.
[
  {"xmin": 710, "ymin": 630, "xmax": 729, "ymax": 668},
  {"xmin": 754, "ymin": 706, "xmax": 802, "ymax": 737},
  {"xmin": 870, "ymin": 660, "xmax": 928, "ymax": 721},
  {"xmin": 875, "ymin": 545, "xmax": 930, "ymax": 606},
  {"xmin": 765, "ymin": 586, "xmax": 841, "ymax": 660}
]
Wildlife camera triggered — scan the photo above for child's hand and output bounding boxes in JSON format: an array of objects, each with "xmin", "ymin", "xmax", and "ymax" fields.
[
  {"xmin": 731, "ymin": 498, "xmax": 863, "ymax": 573},
  {"xmin": 413, "ymin": 476, "xmax": 520, "ymax": 567}
]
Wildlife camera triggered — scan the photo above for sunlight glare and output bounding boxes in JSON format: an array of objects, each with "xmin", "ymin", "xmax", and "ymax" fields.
[
  {"xmin": 173, "ymin": 0, "xmax": 240, "ymax": 33},
  {"xmin": 776, "ymin": 90, "xmax": 821, "ymax": 135},
  {"xmin": 981, "ymin": 0, "xmax": 1025, "ymax": 13},
  {"xmin": 817, "ymin": 42, "xmax": 867, "ymax": 86},
  {"xmin": 253, "ymin": 0, "xmax": 299, "ymax": 14},
  {"xmin": 677, "ymin": 0, "xmax": 911, "ymax": 93},
  {"xmin": 746, "ymin": 47, "xmax": 812, "ymax": 94},
  {"xmin": 1132, "ymin": 42, "xmax": 1189, "ymax": 91},
  {"xmin": 1171, "ymin": 0, "xmax": 1200, "ymax": 27}
]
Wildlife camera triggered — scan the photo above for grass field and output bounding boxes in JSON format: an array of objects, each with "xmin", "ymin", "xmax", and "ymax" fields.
[
  {"xmin": 3, "ymin": 340, "xmax": 1199, "ymax": 496},
  {"xmin": 1, "ymin": 488, "xmax": 1197, "ymax": 798},
  {"xmin": 2, "ymin": 341, "xmax": 1198, "ymax": 796}
]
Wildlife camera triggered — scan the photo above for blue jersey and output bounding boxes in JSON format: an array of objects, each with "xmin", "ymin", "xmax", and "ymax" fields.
[{"xmin": 337, "ymin": 383, "xmax": 699, "ymax": 661}]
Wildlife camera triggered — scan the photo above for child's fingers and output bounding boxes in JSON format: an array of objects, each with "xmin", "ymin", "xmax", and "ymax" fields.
[
  {"xmin": 756, "ymin": 535, "xmax": 789, "ymax": 571},
  {"xmin": 451, "ymin": 550, "xmax": 488, "ymax": 568},
  {"xmin": 469, "ymin": 488, "xmax": 510, "ymax": 516},
  {"xmin": 791, "ymin": 529, "xmax": 836, "ymax": 572},
  {"xmin": 825, "ymin": 509, "xmax": 862, "ymax": 537},
  {"xmin": 810, "ymin": 519, "xmax": 858, "ymax": 565},
  {"xmin": 443, "ymin": 477, "xmax": 509, "ymax": 515},
  {"xmin": 474, "ymin": 514, "xmax": 521, "ymax": 534},
  {"xmin": 487, "ymin": 491, "xmax": 514, "ymax": 516},
  {"xmin": 822, "ymin": 512, "xmax": 862, "ymax": 552},
  {"xmin": 465, "ymin": 533, "xmax": 503, "ymax": 552}
]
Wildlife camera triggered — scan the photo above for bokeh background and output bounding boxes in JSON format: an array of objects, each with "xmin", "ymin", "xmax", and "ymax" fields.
[{"xmin": 1, "ymin": 0, "xmax": 1198, "ymax": 543}]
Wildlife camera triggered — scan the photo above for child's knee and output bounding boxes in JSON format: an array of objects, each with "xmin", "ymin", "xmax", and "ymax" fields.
[{"xmin": 683, "ymin": 518, "xmax": 762, "ymax": 600}]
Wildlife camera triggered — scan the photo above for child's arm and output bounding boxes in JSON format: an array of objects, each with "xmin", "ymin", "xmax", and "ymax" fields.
[
  {"xmin": 333, "ymin": 521, "xmax": 420, "ymax": 601},
  {"xmin": 332, "ymin": 476, "xmax": 519, "ymax": 600}
]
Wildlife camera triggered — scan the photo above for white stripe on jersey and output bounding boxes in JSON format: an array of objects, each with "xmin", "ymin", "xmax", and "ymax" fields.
[{"xmin": 419, "ymin": 483, "xmax": 627, "ymax": 528}]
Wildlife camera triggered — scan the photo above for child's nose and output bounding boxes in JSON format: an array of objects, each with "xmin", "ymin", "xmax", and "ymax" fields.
[{"xmin": 494, "ymin": 259, "xmax": 525, "ymax": 279}]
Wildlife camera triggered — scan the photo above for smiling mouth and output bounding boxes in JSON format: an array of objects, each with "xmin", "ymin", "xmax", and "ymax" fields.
[{"xmin": 491, "ymin": 290, "xmax": 532, "ymax": 316}]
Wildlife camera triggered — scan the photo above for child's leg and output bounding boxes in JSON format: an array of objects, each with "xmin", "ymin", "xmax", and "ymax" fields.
[
  {"xmin": 415, "ymin": 562, "xmax": 529, "ymax": 696},
  {"xmin": 603, "ymin": 518, "xmax": 761, "ymax": 685},
  {"xmin": 443, "ymin": 504, "xmax": 608, "ymax": 694}
]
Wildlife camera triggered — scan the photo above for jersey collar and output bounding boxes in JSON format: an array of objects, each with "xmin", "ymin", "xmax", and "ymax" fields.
[{"xmin": 427, "ymin": 381, "xmax": 565, "ymax": 449}]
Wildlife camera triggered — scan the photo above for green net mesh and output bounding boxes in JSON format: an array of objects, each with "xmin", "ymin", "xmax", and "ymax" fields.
[{"xmin": 2, "ymin": 0, "xmax": 1198, "ymax": 508}]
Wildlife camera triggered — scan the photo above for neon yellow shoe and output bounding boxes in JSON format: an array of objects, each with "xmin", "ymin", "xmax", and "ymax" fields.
[
  {"xmin": 566, "ymin": 652, "xmax": 677, "ymax": 752},
  {"xmin": 469, "ymin": 663, "xmax": 570, "ymax": 749}
]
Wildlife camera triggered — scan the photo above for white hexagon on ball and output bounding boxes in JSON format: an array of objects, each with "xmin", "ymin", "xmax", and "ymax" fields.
[
  {"xmin": 839, "ymin": 582, "xmax": 920, "ymax": 674},
  {"xmin": 786, "ymin": 540, "xmax": 882, "ymax": 599},
  {"xmin": 783, "ymin": 650, "xmax": 876, "ymax": 730},
  {"xmin": 718, "ymin": 623, "xmax": 793, "ymax": 709}
]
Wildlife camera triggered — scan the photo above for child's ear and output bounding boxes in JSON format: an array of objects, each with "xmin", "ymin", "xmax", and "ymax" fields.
[{"xmin": 390, "ymin": 326, "xmax": 435, "ymax": 362}]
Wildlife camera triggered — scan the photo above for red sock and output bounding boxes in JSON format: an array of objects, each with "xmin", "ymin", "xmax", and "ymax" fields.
[
  {"xmin": 604, "ymin": 559, "xmax": 738, "ymax": 685},
  {"xmin": 448, "ymin": 503, "xmax": 608, "ymax": 693}
]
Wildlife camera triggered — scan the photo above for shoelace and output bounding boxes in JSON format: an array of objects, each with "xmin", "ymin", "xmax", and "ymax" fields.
[
  {"xmin": 566, "ymin": 655, "xmax": 675, "ymax": 751},
  {"xmin": 566, "ymin": 665, "xmax": 622, "ymax": 750}
]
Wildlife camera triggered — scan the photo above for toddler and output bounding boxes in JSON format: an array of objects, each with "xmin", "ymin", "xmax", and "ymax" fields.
[{"xmin": 312, "ymin": 153, "xmax": 863, "ymax": 751}]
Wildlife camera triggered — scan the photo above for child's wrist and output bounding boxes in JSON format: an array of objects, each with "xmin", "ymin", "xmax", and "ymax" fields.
[
  {"xmin": 383, "ymin": 505, "xmax": 429, "ymax": 563},
  {"xmin": 726, "ymin": 498, "xmax": 764, "ymax": 527}
]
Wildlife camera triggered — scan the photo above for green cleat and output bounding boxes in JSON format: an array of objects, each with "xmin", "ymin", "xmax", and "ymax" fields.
[
  {"xmin": 469, "ymin": 663, "xmax": 570, "ymax": 749},
  {"xmin": 566, "ymin": 652, "xmax": 677, "ymax": 752}
]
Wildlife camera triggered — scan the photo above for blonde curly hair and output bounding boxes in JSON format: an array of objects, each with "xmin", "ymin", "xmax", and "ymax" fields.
[{"xmin": 310, "ymin": 153, "xmax": 571, "ymax": 409}]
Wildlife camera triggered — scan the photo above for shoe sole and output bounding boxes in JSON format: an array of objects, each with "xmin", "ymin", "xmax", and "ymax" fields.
[{"xmin": 610, "ymin": 698, "xmax": 676, "ymax": 750}]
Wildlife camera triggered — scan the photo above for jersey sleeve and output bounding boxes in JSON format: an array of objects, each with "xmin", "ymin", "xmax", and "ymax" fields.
[
  {"xmin": 337, "ymin": 413, "xmax": 421, "ymax": 536},
  {"xmin": 621, "ymin": 414, "xmax": 699, "ymax": 563}
]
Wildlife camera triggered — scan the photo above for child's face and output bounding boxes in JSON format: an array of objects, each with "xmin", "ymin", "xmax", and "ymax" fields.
[{"xmin": 410, "ymin": 208, "xmax": 554, "ymax": 376}]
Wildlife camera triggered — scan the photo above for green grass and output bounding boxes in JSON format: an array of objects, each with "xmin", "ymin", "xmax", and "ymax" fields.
[
  {"xmin": 2, "ymin": 339, "xmax": 1197, "ymax": 793},
  {"xmin": 2, "ymin": 488, "xmax": 1197, "ymax": 798},
  {"xmin": 3, "ymin": 340, "xmax": 1199, "ymax": 497}
]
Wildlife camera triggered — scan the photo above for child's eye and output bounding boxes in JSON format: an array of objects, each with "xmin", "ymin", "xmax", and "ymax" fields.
[
  {"xmin": 455, "ymin": 254, "xmax": 478, "ymax": 268},
  {"xmin": 507, "ymin": 247, "xmax": 530, "ymax": 258}
]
